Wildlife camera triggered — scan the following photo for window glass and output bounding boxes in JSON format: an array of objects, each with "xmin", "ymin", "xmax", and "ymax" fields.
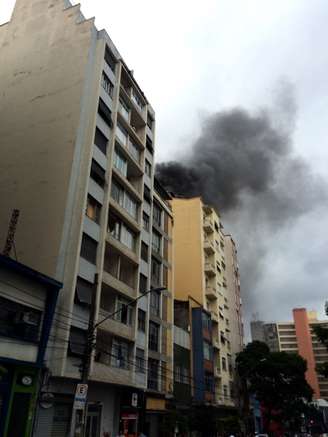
[
  {"xmin": 139, "ymin": 274, "xmax": 148, "ymax": 294},
  {"xmin": 94, "ymin": 127, "xmax": 108, "ymax": 155},
  {"xmin": 143, "ymin": 212, "xmax": 150, "ymax": 231},
  {"xmin": 149, "ymin": 322, "xmax": 159, "ymax": 351},
  {"xmin": 138, "ymin": 309, "xmax": 146, "ymax": 332},
  {"xmin": 150, "ymin": 291, "xmax": 160, "ymax": 317},
  {"xmin": 136, "ymin": 348, "xmax": 145, "ymax": 373},
  {"xmin": 86, "ymin": 195, "xmax": 101, "ymax": 223},
  {"xmin": 145, "ymin": 160, "xmax": 152, "ymax": 177},
  {"xmin": 111, "ymin": 339, "xmax": 129, "ymax": 369},
  {"xmin": 203, "ymin": 341, "xmax": 211, "ymax": 360},
  {"xmin": 80, "ymin": 233, "xmax": 98, "ymax": 264},
  {"xmin": 152, "ymin": 231, "xmax": 161, "ymax": 255},
  {"xmin": 101, "ymin": 72, "xmax": 114, "ymax": 97},
  {"xmin": 153, "ymin": 203, "xmax": 162, "ymax": 227},
  {"xmin": 141, "ymin": 242, "xmax": 149, "ymax": 262},
  {"xmin": 90, "ymin": 160, "xmax": 106, "ymax": 188},
  {"xmin": 113, "ymin": 149, "xmax": 127, "ymax": 177},
  {"xmin": 116, "ymin": 124, "xmax": 128, "ymax": 145}
]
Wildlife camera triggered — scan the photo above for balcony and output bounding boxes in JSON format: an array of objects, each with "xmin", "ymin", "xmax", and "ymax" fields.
[
  {"xmin": 98, "ymin": 310, "xmax": 135, "ymax": 341},
  {"xmin": 213, "ymin": 338, "xmax": 220, "ymax": 350},
  {"xmin": 211, "ymin": 311, "xmax": 219, "ymax": 324},
  {"xmin": 204, "ymin": 239, "xmax": 215, "ymax": 255},
  {"xmin": 102, "ymin": 271, "xmax": 136, "ymax": 299},
  {"xmin": 106, "ymin": 233, "xmax": 139, "ymax": 265},
  {"xmin": 92, "ymin": 360, "xmax": 135, "ymax": 387},
  {"xmin": 203, "ymin": 218, "xmax": 214, "ymax": 234},
  {"xmin": 206, "ymin": 285, "xmax": 217, "ymax": 300},
  {"xmin": 204, "ymin": 262, "xmax": 216, "ymax": 277},
  {"xmin": 214, "ymin": 366, "xmax": 221, "ymax": 378}
]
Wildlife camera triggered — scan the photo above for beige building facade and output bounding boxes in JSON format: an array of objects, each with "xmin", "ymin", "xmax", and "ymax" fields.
[
  {"xmin": 171, "ymin": 197, "xmax": 243, "ymax": 408},
  {"xmin": 0, "ymin": 1, "xmax": 173, "ymax": 435}
]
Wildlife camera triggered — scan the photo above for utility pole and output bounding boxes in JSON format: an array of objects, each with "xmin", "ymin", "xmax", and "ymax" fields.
[{"xmin": 70, "ymin": 286, "xmax": 166, "ymax": 437}]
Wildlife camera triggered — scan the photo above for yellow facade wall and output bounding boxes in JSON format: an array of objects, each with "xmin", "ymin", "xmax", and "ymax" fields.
[{"xmin": 170, "ymin": 198, "xmax": 205, "ymax": 305}]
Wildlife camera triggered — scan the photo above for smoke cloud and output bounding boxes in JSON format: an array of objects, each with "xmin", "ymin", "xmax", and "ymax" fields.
[{"xmin": 156, "ymin": 81, "xmax": 328, "ymax": 322}]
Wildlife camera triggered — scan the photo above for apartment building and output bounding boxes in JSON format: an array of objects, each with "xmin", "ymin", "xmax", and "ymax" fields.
[
  {"xmin": 170, "ymin": 197, "xmax": 243, "ymax": 409},
  {"xmin": 0, "ymin": 1, "xmax": 173, "ymax": 436},
  {"xmin": 251, "ymin": 309, "xmax": 328, "ymax": 400}
]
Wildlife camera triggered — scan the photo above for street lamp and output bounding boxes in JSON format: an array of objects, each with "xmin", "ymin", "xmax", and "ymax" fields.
[{"xmin": 71, "ymin": 286, "xmax": 166, "ymax": 437}]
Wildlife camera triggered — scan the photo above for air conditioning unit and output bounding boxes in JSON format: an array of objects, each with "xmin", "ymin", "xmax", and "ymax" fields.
[{"xmin": 15, "ymin": 311, "xmax": 39, "ymax": 326}]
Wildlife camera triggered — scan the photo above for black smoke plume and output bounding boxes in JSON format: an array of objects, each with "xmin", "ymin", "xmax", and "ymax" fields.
[{"xmin": 156, "ymin": 83, "xmax": 327, "ymax": 320}]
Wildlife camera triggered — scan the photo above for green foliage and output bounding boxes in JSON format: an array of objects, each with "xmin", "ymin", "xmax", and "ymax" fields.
[{"xmin": 236, "ymin": 341, "xmax": 313, "ymax": 431}]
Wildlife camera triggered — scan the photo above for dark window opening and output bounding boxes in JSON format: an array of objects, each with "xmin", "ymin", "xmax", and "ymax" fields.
[
  {"xmin": 146, "ymin": 135, "xmax": 153, "ymax": 154},
  {"xmin": 68, "ymin": 327, "xmax": 86, "ymax": 357},
  {"xmin": 80, "ymin": 233, "xmax": 98, "ymax": 264},
  {"xmin": 75, "ymin": 277, "xmax": 94, "ymax": 306},
  {"xmin": 141, "ymin": 242, "xmax": 149, "ymax": 262},
  {"xmin": 139, "ymin": 274, "xmax": 148, "ymax": 294},
  {"xmin": 149, "ymin": 322, "xmax": 159, "ymax": 351},
  {"xmin": 138, "ymin": 309, "xmax": 146, "ymax": 332},
  {"xmin": 90, "ymin": 159, "xmax": 106, "ymax": 188},
  {"xmin": 104, "ymin": 46, "xmax": 116, "ymax": 73},
  {"xmin": 94, "ymin": 127, "xmax": 108, "ymax": 155},
  {"xmin": 98, "ymin": 98, "xmax": 112, "ymax": 127}
]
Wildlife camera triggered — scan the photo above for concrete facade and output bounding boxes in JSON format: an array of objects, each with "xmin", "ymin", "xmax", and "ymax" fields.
[
  {"xmin": 170, "ymin": 197, "xmax": 244, "ymax": 408},
  {"xmin": 251, "ymin": 309, "xmax": 328, "ymax": 400},
  {"xmin": 0, "ymin": 1, "xmax": 173, "ymax": 436}
]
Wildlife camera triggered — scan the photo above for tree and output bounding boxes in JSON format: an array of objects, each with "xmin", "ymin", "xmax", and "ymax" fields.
[{"xmin": 236, "ymin": 341, "xmax": 313, "ymax": 433}]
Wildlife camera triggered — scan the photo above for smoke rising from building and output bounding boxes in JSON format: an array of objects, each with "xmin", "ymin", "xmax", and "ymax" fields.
[{"xmin": 156, "ymin": 83, "xmax": 327, "ymax": 318}]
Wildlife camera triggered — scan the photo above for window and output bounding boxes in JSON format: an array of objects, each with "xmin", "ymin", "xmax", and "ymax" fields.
[
  {"xmin": 151, "ymin": 258, "xmax": 161, "ymax": 286},
  {"xmin": 145, "ymin": 160, "xmax": 152, "ymax": 177},
  {"xmin": 149, "ymin": 322, "xmax": 159, "ymax": 351},
  {"xmin": 139, "ymin": 274, "xmax": 148, "ymax": 294},
  {"xmin": 222, "ymin": 357, "xmax": 227, "ymax": 371},
  {"xmin": 119, "ymin": 99, "xmax": 130, "ymax": 121},
  {"xmin": 164, "ymin": 213, "xmax": 169, "ymax": 233},
  {"xmin": 141, "ymin": 242, "xmax": 149, "ymax": 262},
  {"xmin": 68, "ymin": 327, "xmax": 86, "ymax": 357},
  {"xmin": 202, "ymin": 312, "xmax": 211, "ymax": 331},
  {"xmin": 115, "ymin": 297, "xmax": 132, "ymax": 325},
  {"xmin": 111, "ymin": 179, "xmax": 138, "ymax": 219},
  {"xmin": 111, "ymin": 338, "xmax": 129, "ymax": 369},
  {"xmin": 0, "ymin": 296, "xmax": 42, "ymax": 343},
  {"xmin": 131, "ymin": 89, "xmax": 144, "ymax": 111},
  {"xmin": 90, "ymin": 160, "xmax": 106, "ymax": 188},
  {"xmin": 144, "ymin": 185, "xmax": 152, "ymax": 203},
  {"xmin": 98, "ymin": 98, "xmax": 112, "ymax": 126},
  {"xmin": 143, "ymin": 212, "xmax": 150, "ymax": 231},
  {"xmin": 80, "ymin": 233, "xmax": 98, "ymax": 264},
  {"xmin": 203, "ymin": 341, "xmax": 211, "ymax": 361},
  {"xmin": 147, "ymin": 113, "xmax": 154, "ymax": 130},
  {"xmin": 174, "ymin": 365, "xmax": 181, "ymax": 383},
  {"xmin": 150, "ymin": 291, "xmax": 160, "ymax": 317},
  {"xmin": 153, "ymin": 202, "xmax": 162, "ymax": 227},
  {"xmin": 223, "ymin": 384, "xmax": 228, "ymax": 398},
  {"xmin": 86, "ymin": 195, "xmax": 101, "ymax": 224},
  {"xmin": 75, "ymin": 277, "xmax": 93, "ymax": 306},
  {"xmin": 152, "ymin": 231, "xmax": 161, "ymax": 255},
  {"xmin": 94, "ymin": 127, "xmax": 108, "ymax": 155},
  {"xmin": 101, "ymin": 72, "xmax": 114, "ymax": 97},
  {"xmin": 163, "ymin": 239, "xmax": 168, "ymax": 261},
  {"xmin": 148, "ymin": 358, "xmax": 159, "ymax": 390},
  {"xmin": 214, "ymin": 222, "xmax": 219, "ymax": 232},
  {"xmin": 146, "ymin": 135, "xmax": 153, "ymax": 154},
  {"xmin": 136, "ymin": 348, "xmax": 145, "ymax": 373},
  {"xmin": 163, "ymin": 265, "xmax": 168, "ymax": 288},
  {"xmin": 104, "ymin": 46, "xmax": 116, "ymax": 73},
  {"xmin": 138, "ymin": 309, "xmax": 146, "ymax": 332},
  {"xmin": 113, "ymin": 148, "xmax": 127, "ymax": 177},
  {"xmin": 108, "ymin": 214, "xmax": 136, "ymax": 251},
  {"xmin": 116, "ymin": 124, "xmax": 128, "ymax": 145},
  {"xmin": 221, "ymin": 261, "xmax": 226, "ymax": 270},
  {"xmin": 128, "ymin": 140, "xmax": 140, "ymax": 162},
  {"xmin": 205, "ymin": 374, "xmax": 213, "ymax": 392}
]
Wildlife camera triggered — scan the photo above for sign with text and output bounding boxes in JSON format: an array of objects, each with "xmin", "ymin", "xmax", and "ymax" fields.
[{"xmin": 73, "ymin": 384, "xmax": 88, "ymax": 410}]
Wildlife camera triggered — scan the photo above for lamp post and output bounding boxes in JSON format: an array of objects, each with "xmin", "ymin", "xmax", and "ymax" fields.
[{"xmin": 70, "ymin": 286, "xmax": 166, "ymax": 437}]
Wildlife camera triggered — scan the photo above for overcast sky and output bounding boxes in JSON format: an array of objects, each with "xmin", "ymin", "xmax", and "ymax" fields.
[{"xmin": 1, "ymin": 0, "xmax": 328, "ymax": 327}]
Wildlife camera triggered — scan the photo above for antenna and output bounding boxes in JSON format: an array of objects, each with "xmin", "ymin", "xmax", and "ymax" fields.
[{"xmin": 3, "ymin": 209, "xmax": 20, "ymax": 258}]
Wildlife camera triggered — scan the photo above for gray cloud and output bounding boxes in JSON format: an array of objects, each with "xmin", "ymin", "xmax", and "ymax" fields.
[{"xmin": 156, "ymin": 82, "xmax": 328, "ymax": 324}]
